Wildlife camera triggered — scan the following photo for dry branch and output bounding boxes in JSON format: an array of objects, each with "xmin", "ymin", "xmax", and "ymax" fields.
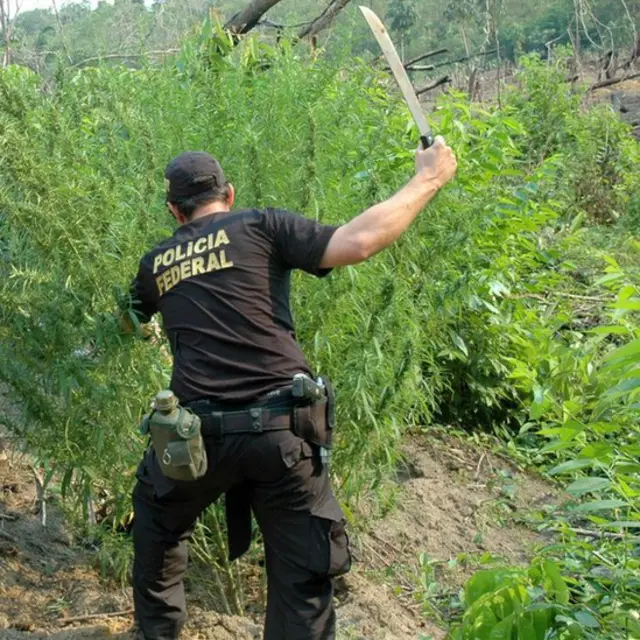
[
  {"xmin": 297, "ymin": 0, "xmax": 352, "ymax": 39},
  {"xmin": 224, "ymin": 0, "xmax": 285, "ymax": 36},
  {"xmin": 432, "ymin": 48, "xmax": 498, "ymax": 69},
  {"xmin": 416, "ymin": 75, "xmax": 451, "ymax": 96},
  {"xmin": 406, "ymin": 64, "xmax": 435, "ymax": 72},
  {"xmin": 403, "ymin": 48, "xmax": 449, "ymax": 68},
  {"xmin": 589, "ymin": 71, "xmax": 640, "ymax": 91},
  {"xmin": 384, "ymin": 48, "xmax": 448, "ymax": 72}
]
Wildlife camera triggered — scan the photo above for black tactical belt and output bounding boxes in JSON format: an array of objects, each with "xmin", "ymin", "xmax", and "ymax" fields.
[{"xmin": 186, "ymin": 391, "xmax": 294, "ymax": 441}]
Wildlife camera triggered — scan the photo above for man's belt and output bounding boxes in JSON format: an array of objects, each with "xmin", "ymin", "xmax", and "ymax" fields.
[{"xmin": 186, "ymin": 390, "xmax": 295, "ymax": 441}]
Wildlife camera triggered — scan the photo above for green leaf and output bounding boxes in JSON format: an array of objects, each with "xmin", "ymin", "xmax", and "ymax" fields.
[
  {"xmin": 612, "ymin": 299, "xmax": 640, "ymax": 311},
  {"xmin": 574, "ymin": 611, "xmax": 600, "ymax": 629},
  {"xmin": 516, "ymin": 616, "xmax": 540, "ymax": 640},
  {"xmin": 602, "ymin": 339, "xmax": 640, "ymax": 363},
  {"xmin": 465, "ymin": 570, "xmax": 499, "ymax": 606},
  {"xmin": 548, "ymin": 458, "xmax": 593, "ymax": 475},
  {"xmin": 542, "ymin": 560, "xmax": 569, "ymax": 605},
  {"xmin": 572, "ymin": 500, "xmax": 627, "ymax": 512},
  {"xmin": 566, "ymin": 477, "xmax": 611, "ymax": 496},
  {"xmin": 591, "ymin": 325, "xmax": 629, "ymax": 336},
  {"xmin": 450, "ymin": 331, "xmax": 469, "ymax": 357}
]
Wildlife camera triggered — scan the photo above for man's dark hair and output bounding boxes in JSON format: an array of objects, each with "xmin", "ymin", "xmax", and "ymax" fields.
[{"xmin": 169, "ymin": 184, "xmax": 231, "ymax": 220}]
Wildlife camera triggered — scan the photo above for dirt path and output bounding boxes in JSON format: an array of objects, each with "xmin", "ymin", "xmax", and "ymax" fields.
[{"xmin": 0, "ymin": 430, "xmax": 558, "ymax": 640}]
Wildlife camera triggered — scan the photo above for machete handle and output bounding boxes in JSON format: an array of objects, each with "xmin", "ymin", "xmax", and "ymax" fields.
[{"xmin": 420, "ymin": 134, "xmax": 434, "ymax": 150}]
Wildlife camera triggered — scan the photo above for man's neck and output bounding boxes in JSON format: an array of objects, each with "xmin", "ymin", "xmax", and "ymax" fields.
[{"xmin": 190, "ymin": 202, "xmax": 230, "ymax": 221}]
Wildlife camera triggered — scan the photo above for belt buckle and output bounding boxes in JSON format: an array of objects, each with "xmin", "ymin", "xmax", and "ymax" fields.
[{"xmin": 249, "ymin": 407, "xmax": 263, "ymax": 432}]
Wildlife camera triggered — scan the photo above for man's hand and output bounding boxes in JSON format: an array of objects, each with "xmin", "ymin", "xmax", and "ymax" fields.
[
  {"xmin": 320, "ymin": 136, "xmax": 458, "ymax": 269},
  {"xmin": 415, "ymin": 136, "xmax": 457, "ymax": 188}
]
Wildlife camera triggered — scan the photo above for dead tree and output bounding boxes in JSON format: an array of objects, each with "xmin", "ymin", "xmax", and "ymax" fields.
[
  {"xmin": 222, "ymin": 0, "xmax": 352, "ymax": 47},
  {"xmin": 603, "ymin": 49, "xmax": 618, "ymax": 79},
  {"xmin": 297, "ymin": 0, "xmax": 352, "ymax": 40},
  {"xmin": 224, "ymin": 0, "xmax": 285, "ymax": 38},
  {"xmin": 0, "ymin": 0, "xmax": 23, "ymax": 67}
]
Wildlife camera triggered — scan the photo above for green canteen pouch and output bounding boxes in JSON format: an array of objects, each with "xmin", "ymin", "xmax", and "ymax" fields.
[
  {"xmin": 292, "ymin": 398, "xmax": 332, "ymax": 448},
  {"xmin": 146, "ymin": 406, "xmax": 208, "ymax": 482}
]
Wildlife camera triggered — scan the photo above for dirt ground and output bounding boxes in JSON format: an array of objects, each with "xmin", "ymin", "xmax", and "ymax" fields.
[{"xmin": 0, "ymin": 428, "xmax": 558, "ymax": 640}]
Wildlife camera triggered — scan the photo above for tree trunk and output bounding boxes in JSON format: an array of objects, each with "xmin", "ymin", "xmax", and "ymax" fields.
[
  {"xmin": 224, "ymin": 0, "xmax": 284, "ymax": 36},
  {"xmin": 297, "ymin": 0, "xmax": 352, "ymax": 40}
]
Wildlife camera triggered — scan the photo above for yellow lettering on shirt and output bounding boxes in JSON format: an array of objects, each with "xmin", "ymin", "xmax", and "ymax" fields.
[
  {"xmin": 162, "ymin": 248, "xmax": 175, "ymax": 267},
  {"xmin": 219, "ymin": 250, "xmax": 233, "ymax": 269},
  {"xmin": 192, "ymin": 257, "xmax": 206, "ymax": 275},
  {"xmin": 207, "ymin": 252, "xmax": 221, "ymax": 271},
  {"xmin": 175, "ymin": 244, "xmax": 187, "ymax": 261},
  {"xmin": 154, "ymin": 230, "xmax": 234, "ymax": 297},
  {"xmin": 214, "ymin": 229, "xmax": 230, "ymax": 248}
]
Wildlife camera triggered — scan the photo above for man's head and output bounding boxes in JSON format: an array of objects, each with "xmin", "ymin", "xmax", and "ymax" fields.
[{"xmin": 164, "ymin": 151, "xmax": 235, "ymax": 224}]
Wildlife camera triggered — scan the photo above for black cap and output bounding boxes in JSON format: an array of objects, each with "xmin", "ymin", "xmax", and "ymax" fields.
[{"xmin": 164, "ymin": 151, "xmax": 226, "ymax": 201}]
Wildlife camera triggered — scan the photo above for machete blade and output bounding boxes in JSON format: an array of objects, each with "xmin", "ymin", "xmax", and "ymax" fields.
[{"xmin": 359, "ymin": 5, "xmax": 434, "ymax": 148}]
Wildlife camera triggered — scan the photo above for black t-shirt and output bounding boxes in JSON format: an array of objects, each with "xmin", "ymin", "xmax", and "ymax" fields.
[{"xmin": 129, "ymin": 208, "xmax": 338, "ymax": 404}]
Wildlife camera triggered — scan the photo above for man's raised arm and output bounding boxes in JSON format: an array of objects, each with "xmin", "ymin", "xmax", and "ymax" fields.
[{"xmin": 320, "ymin": 137, "xmax": 457, "ymax": 268}]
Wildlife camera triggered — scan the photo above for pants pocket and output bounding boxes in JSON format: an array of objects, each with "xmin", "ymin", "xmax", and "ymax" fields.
[{"xmin": 308, "ymin": 516, "xmax": 352, "ymax": 578}]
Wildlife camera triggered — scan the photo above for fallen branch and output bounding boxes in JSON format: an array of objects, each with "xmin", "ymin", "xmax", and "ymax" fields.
[
  {"xmin": 432, "ymin": 48, "xmax": 498, "ymax": 70},
  {"xmin": 406, "ymin": 64, "xmax": 435, "ymax": 72},
  {"xmin": 558, "ymin": 526, "xmax": 640, "ymax": 542},
  {"xmin": 508, "ymin": 292, "xmax": 614, "ymax": 304},
  {"xmin": 551, "ymin": 292, "xmax": 613, "ymax": 302},
  {"xmin": 403, "ymin": 48, "xmax": 448, "ymax": 68},
  {"xmin": 0, "ymin": 513, "xmax": 17, "ymax": 521},
  {"xmin": 416, "ymin": 75, "xmax": 451, "ymax": 96},
  {"xmin": 257, "ymin": 18, "xmax": 314, "ymax": 30},
  {"xmin": 59, "ymin": 609, "xmax": 135, "ymax": 625},
  {"xmin": 589, "ymin": 71, "xmax": 640, "ymax": 91},
  {"xmin": 383, "ymin": 48, "xmax": 448, "ymax": 71}
]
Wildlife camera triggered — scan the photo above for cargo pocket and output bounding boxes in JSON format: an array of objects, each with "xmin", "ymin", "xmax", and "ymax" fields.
[
  {"xmin": 144, "ymin": 447, "xmax": 179, "ymax": 499},
  {"xmin": 307, "ymin": 502, "xmax": 352, "ymax": 578}
]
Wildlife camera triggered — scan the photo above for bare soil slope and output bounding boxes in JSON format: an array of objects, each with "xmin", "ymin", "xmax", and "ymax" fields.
[{"xmin": 0, "ymin": 431, "xmax": 557, "ymax": 640}]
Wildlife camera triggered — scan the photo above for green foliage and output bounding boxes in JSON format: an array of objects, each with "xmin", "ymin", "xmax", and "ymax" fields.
[
  {"xmin": 448, "ymin": 558, "xmax": 604, "ymax": 639},
  {"xmin": 0, "ymin": 25, "xmax": 638, "ymax": 632}
]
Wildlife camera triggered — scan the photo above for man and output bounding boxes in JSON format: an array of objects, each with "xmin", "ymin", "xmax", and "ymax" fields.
[{"xmin": 126, "ymin": 138, "xmax": 457, "ymax": 640}]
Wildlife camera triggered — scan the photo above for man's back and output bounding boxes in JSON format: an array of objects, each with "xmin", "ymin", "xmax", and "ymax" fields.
[{"xmin": 132, "ymin": 208, "xmax": 337, "ymax": 404}]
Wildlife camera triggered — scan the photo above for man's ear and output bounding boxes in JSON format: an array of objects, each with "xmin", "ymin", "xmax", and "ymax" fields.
[
  {"xmin": 227, "ymin": 183, "xmax": 236, "ymax": 209},
  {"xmin": 167, "ymin": 202, "xmax": 188, "ymax": 225}
]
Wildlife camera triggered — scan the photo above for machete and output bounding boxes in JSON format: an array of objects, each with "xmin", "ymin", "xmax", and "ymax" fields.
[{"xmin": 359, "ymin": 5, "xmax": 434, "ymax": 149}]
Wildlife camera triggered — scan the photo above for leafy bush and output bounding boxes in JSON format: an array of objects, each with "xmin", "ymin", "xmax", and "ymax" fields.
[{"xmin": 0, "ymin": 26, "xmax": 638, "ymax": 624}]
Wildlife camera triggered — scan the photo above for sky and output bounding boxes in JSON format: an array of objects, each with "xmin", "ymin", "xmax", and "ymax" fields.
[
  {"xmin": 19, "ymin": 0, "xmax": 154, "ymax": 11},
  {"xmin": 20, "ymin": 0, "xmax": 97, "ymax": 10}
]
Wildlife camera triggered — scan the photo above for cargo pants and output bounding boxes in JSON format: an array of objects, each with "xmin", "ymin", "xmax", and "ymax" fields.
[{"xmin": 131, "ymin": 425, "xmax": 351, "ymax": 640}]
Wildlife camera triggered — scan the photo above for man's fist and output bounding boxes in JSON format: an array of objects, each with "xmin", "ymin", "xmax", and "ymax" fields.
[{"xmin": 415, "ymin": 136, "xmax": 457, "ymax": 188}]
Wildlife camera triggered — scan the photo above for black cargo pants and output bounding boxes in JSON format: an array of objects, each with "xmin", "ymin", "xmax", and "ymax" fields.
[{"xmin": 131, "ymin": 426, "xmax": 351, "ymax": 640}]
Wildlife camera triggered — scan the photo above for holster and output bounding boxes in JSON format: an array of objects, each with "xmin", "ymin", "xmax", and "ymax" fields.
[{"xmin": 292, "ymin": 379, "xmax": 335, "ymax": 449}]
